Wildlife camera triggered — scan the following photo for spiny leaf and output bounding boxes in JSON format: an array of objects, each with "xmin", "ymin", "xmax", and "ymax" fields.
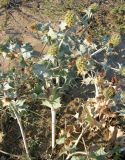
[
  {"xmin": 56, "ymin": 136, "xmax": 65, "ymax": 145},
  {"xmin": 42, "ymin": 100, "xmax": 52, "ymax": 108},
  {"xmin": 3, "ymin": 82, "xmax": 13, "ymax": 91},
  {"xmin": 59, "ymin": 21, "xmax": 67, "ymax": 31},
  {"xmin": 36, "ymin": 22, "xmax": 50, "ymax": 31},
  {"xmin": 53, "ymin": 97, "xmax": 62, "ymax": 109},
  {"xmin": 48, "ymin": 27, "xmax": 57, "ymax": 40},
  {"xmin": 71, "ymin": 156, "xmax": 86, "ymax": 160}
]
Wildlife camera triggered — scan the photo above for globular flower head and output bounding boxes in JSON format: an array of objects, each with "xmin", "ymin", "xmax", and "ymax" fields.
[
  {"xmin": 89, "ymin": 3, "xmax": 99, "ymax": 13},
  {"xmin": 64, "ymin": 10, "xmax": 76, "ymax": 27},
  {"xmin": 120, "ymin": 67, "xmax": 125, "ymax": 76},
  {"xmin": 109, "ymin": 33, "xmax": 121, "ymax": 47},
  {"xmin": 76, "ymin": 56, "xmax": 88, "ymax": 75},
  {"xmin": 103, "ymin": 86, "xmax": 115, "ymax": 99},
  {"xmin": 47, "ymin": 44, "xmax": 59, "ymax": 56}
]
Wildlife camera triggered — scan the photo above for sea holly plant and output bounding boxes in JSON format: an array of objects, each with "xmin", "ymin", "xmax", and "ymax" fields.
[
  {"xmin": 0, "ymin": 4, "xmax": 124, "ymax": 159},
  {"xmin": 0, "ymin": 65, "xmax": 34, "ymax": 159},
  {"xmin": 32, "ymin": 9, "xmax": 123, "ymax": 153},
  {"xmin": 0, "ymin": 82, "xmax": 31, "ymax": 159}
]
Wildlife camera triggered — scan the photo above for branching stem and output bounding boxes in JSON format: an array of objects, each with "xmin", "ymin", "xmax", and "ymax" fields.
[
  {"xmin": 66, "ymin": 151, "xmax": 88, "ymax": 160},
  {"xmin": 11, "ymin": 105, "xmax": 31, "ymax": 160},
  {"xmin": 51, "ymin": 107, "xmax": 56, "ymax": 150},
  {"xmin": 0, "ymin": 149, "xmax": 20, "ymax": 158},
  {"xmin": 91, "ymin": 47, "xmax": 105, "ymax": 57}
]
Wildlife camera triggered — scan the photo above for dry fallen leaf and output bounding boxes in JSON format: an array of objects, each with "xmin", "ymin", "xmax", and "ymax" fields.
[
  {"xmin": 115, "ymin": 129, "xmax": 125, "ymax": 147},
  {"xmin": 0, "ymin": 132, "xmax": 4, "ymax": 143},
  {"xmin": 103, "ymin": 126, "xmax": 117, "ymax": 142}
]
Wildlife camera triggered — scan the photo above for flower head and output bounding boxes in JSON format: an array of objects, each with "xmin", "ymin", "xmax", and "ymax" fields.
[
  {"xmin": 109, "ymin": 33, "xmax": 121, "ymax": 47},
  {"xmin": 64, "ymin": 10, "xmax": 76, "ymax": 27},
  {"xmin": 76, "ymin": 56, "xmax": 88, "ymax": 75},
  {"xmin": 103, "ymin": 86, "xmax": 115, "ymax": 99},
  {"xmin": 47, "ymin": 44, "xmax": 59, "ymax": 56},
  {"xmin": 120, "ymin": 67, "xmax": 125, "ymax": 76},
  {"xmin": 89, "ymin": 3, "xmax": 99, "ymax": 13}
]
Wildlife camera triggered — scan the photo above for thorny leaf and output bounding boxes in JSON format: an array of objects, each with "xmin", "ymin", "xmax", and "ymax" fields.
[
  {"xmin": 56, "ymin": 136, "xmax": 65, "ymax": 145},
  {"xmin": 42, "ymin": 97, "xmax": 61, "ymax": 110},
  {"xmin": 21, "ymin": 43, "xmax": 33, "ymax": 53},
  {"xmin": 91, "ymin": 147, "xmax": 107, "ymax": 160},
  {"xmin": 42, "ymin": 100, "xmax": 52, "ymax": 109},
  {"xmin": 48, "ymin": 27, "xmax": 57, "ymax": 40},
  {"xmin": 3, "ymin": 82, "xmax": 13, "ymax": 91},
  {"xmin": 71, "ymin": 156, "xmax": 85, "ymax": 160},
  {"xmin": 7, "ymin": 42, "xmax": 20, "ymax": 52},
  {"xmin": 22, "ymin": 51, "xmax": 32, "ymax": 60},
  {"xmin": 52, "ymin": 97, "xmax": 62, "ymax": 109},
  {"xmin": 115, "ymin": 129, "xmax": 125, "ymax": 147},
  {"xmin": 59, "ymin": 21, "xmax": 67, "ymax": 31},
  {"xmin": 36, "ymin": 22, "xmax": 50, "ymax": 31},
  {"xmin": 103, "ymin": 126, "xmax": 117, "ymax": 142}
]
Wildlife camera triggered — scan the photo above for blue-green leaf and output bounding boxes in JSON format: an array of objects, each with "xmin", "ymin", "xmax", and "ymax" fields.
[
  {"xmin": 56, "ymin": 136, "xmax": 65, "ymax": 145},
  {"xmin": 48, "ymin": 27, "xmax": 57, "ymax": 40},
  {"xmin": 36, "ymin": 22, "xmax": 50, "ymax": 31}
]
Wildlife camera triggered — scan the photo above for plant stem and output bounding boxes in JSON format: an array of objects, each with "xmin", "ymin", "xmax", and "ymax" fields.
[
  {"xmin": 95, "ymin": 83, "xmax": 99, "ymax": 97},
  {"xmin": 82, "ymin": 137, "xmax": 89, "ymax": 160},
  {"xmin": 66, "ymin": 151, "xmax": 88, "ymax": 160},
  {"xmin": 11, "ymin": 105, "xmax": 31, "ymax": 160},
  {"xmin": 73, "ymin": 127, "xmax": 84, "ymax": 148},
  {"xmin": 91, "ymin": 47, "xmax": 105, "ymax": 57},
  {"xmin": 51, "ymin": 107, "xmax": 56, "ymax": 150},
  {"xmin": 0, "ymin": 149, "xmax": 20, "ymax": 158}
]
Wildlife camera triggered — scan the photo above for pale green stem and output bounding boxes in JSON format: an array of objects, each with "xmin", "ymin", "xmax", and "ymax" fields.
[
  {"xmin": 10, "ymin": 105, "xmax": 31, "ymax": 160},
  {"xmin": 66, "ymin": 151, "xmax": 88, "ymax": 160},
  {"xmin": 91, "ymin": 47, "xmax": 105, "ymax": 57},
  {"xmin": 51, "ymin": 107, "xmax": 56, "ymax": 150}
]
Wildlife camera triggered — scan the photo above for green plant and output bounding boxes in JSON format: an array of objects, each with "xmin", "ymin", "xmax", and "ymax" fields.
[{"xmin": 0, "ymin": 3, "xmax": 125, "ymax": 159}]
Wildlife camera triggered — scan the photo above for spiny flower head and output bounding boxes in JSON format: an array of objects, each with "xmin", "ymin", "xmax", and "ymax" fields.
[
  {"xmin": 89, "ymin": 3, "xmax": 99, "ymax": 13},
  {"xmin": 109, "ymin": 33, "xmax": 121, "ymax": 47},
  {"xmin": 76, "ymin": 56, "xmax": 88, "ymax": 75},
  {"xmin": 103, "ymin": 86, "xmax": 115, "ymax": 99},
  {"xmin": 64, "ymin": 10, "xmax": 76, "ymax": 27},
  {"xmin": 47, "ymin": 44, "xmax": 59, "ymax": 56},
  {"xmin": 120, "ymin": 67, "xmax": 125, "ymax": 76}
]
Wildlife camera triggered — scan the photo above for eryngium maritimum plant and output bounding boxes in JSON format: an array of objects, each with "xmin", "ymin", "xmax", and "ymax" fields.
[
  {"xmin": 109, "ymin": 33, "xmax": 121, "ymax": 47},
  {"xmin": 64, "ymin": 10, "xmax": 76, "ymax": 27},
  {"xmin": 47, "ymin": 44, "xmax": 59, "ymax": 56}
]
